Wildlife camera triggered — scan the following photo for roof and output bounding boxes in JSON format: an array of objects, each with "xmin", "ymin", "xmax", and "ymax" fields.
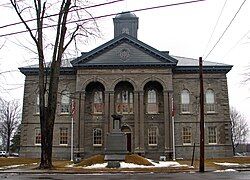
[
  {"xmin": 115, "ymin": 11, "xmax": 137, "ymax": 18},
  {"xmin": 71, "ymin": 33, "xmax": 178, "ymax": 68},
  {"xmin": 19, "ymin": 37, "xmax": 232, "ymax": 75},
  {"xmin": 172, "ymin": 55, "xmax": 232, "ymax": 73}
]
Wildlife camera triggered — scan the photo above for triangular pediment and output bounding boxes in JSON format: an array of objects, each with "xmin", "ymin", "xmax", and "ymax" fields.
[{"xmin": 71, "ymin": 34, "xmax": 178, "ymax": 68}]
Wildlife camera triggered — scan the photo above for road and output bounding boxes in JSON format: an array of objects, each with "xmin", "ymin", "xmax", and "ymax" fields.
[{"xmin": 0, "ymin": 171, "xmax": 250, "ymax": 180}]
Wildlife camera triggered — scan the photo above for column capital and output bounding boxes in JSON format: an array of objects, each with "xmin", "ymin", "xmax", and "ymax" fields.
[
  {"xmin": 105, "ymin": 90, "xmax": 114, "ymax": 94},
  {"xmin": 163, "ymin": 90, "xmax": 173, "ymax": 94}
]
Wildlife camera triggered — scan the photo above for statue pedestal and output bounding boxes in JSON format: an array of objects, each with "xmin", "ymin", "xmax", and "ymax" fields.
[
  {"xmin": 104, "ymin": 131, "xmax": 127, "ymax": 162},
  {"xmin": 104, "ymin": 114, "xmax": 127, "ymax": 168}
]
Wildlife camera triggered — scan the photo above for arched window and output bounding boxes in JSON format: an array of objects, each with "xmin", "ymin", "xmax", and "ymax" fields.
[
  {"xmin": 148, "ymin": 126, "xmax": 158, "ymax": 146},
  {"xmin": 61, "ymin": 91, "xmax": 70, "ymax": 114},
  {"xmin": 206, "ymin": 89, "xmax": 215, "ymax": 112},
  {"xmin": 93, "ymin": 128, "xmax": 102, "ymax": 146},
  {"xmin": 116, "ymin": 90, "xmax": 133, "ymax": 114},
  {"xmin": 93, "ymin": 90, "xmax": 103, "ymax": 114},
  {"xmin": 181, "ymin": 89, "xmax": 190, "ymax": 113},
  {"xmin": 35, "ymin": 94, "xmax": 40, "ymax": 114},
  {"xmin": 147, "ymin": 89, "xmax": 158, "ymax": 113},
  {"xmin": 182, "ymin": 127, "xmax": 192, "ymax": 145}
]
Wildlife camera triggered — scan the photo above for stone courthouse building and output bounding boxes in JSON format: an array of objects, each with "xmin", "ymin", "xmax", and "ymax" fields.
[{"xmin": 19, "ymin": 12, "xmax": 233, "ymax": 160}]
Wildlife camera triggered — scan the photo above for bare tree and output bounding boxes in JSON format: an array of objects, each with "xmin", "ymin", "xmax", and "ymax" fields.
[
  {"xmin": 7, "ymin": 0, "xmax": 99, "ymax": 169},
  {"xmin": 230, "ymin": 107, "xmax": 249, "ymax": 155},
  {"xmin": 0, "ymin": 98, "xmax": 21, "ymax": 155}
]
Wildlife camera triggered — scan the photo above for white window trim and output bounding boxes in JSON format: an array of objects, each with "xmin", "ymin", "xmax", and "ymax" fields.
[
  {"xmin": 59, "ymin": 143, "xmax": 68, "ymax": 146},
  {"xmin": 183, "ymin": 143, "xmax": 192, "ymax": 146},
  {"xmin": 208, "ymin": 127, "xmax": 217, "ymax": 144},
  {"xmin": 93, "ymin": 128, "xmax": 102, "ymax": 147},
  {"xmin": 35, "ymin": 128, "xmax": 41, "ymax": 145},
  {"xmin": 148, "ymin": 127, "xmax": 158, "ymax": 146}
]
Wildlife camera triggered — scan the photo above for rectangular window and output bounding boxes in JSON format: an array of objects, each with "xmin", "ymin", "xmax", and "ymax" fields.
[
  {"xmin": 181, "ymin": 104, "xmax": 190, "ymax": 113},
  {"xmin": 60, "ymin": 128, "xmax": 68, "ymax": 145},
  {"xmin": 35, "ymin": 128, "xmax": 41, "ymax": 145},
  {"xmin": 93, "ymin": 129, "xmax": 102, "ymax": 146},
  {"xmin": 148, "ymin": 127, "xmax": 158, "ymax": 146},
  {"xmin": 208, "ymin": 127, "xmax": 217, "ymax": 144},
  {"xmin": 182, "ymin": 127, "xmax": 191, "ymax": 145},
  {"xmin": 147, "ymin": 103, "xmax": 158, "ymax": 114},
  {"xmin": 206, "ymin": 103, "xmax": 215, "ymax": 113}
]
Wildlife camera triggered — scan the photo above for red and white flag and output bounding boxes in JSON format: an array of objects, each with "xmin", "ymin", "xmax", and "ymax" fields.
[{"xmin": 71, "ymin": 99, "xmax": 76, "ymax": 120}]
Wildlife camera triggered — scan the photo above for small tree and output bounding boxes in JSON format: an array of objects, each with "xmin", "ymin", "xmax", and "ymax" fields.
[
  {"xmin": 10, "ymin": 124, "xmax": 21, "ymax": 153},
  {"xmin": 230, "ymin": 107, "xmax": 249, "ymax": 155},
  {"xmin": 0, "ymin": 98, "xmax": 21, "ymax": 154}
]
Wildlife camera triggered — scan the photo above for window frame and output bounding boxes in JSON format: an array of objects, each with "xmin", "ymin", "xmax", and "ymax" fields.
[
  {"xmin": 115, "ymin": 90, "xmax": 134, "ymax": 114},
  {"xmin": 205, "ymin": 89, "xmax": 215, "ymax": 113},
  {"xmin": 35, "ymin": 94, "xmax": 40, "ymax": 114},
  {"xmin": 148, "ymin": 126, "xmax": 158, "ymax": 146},
  {"xmin": 93, "ymin": 128, "xmax": 102, "ymax": 147},
  {"xmin": 146, "ymin": 89, "xmax": 158, "ymax": 114},
  {"xmin": 208, "ymin": 126, "xmax": 217, "ymax": 144},
  {"xmin": 35, "ymin": 128, "xmax": 41, "ymax": 145},
  {"xmin": 93, "ymin": 90, "xmax": 104, "ymax": 114},
  {"xmin": 59, "ymin": 128, "xmax": 68, "ymax": 146},
  {"xmin": 180, "ymin": 89, "xmax": 190, "ymax": 113},
  {"xmin": 182, "ymin": 126, "xmax": 192, "ymax": 145},
  {"xmin": 60, "ymin": 90, "xmax": 70, "ymax": 114}
]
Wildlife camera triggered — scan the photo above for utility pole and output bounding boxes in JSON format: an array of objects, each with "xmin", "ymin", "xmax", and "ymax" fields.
[{"xmin": 199, "ymin": 57, "xmax": 205, "ymax": 172}]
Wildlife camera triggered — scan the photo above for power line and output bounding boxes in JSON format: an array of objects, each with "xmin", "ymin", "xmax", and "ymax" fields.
[
  {"xmin": 204, "ymin": 0, "xmax": 247, "ymax": 60},
  {"xmin": 0, "ymin": 0, "xmax": 125, "ymax": 29},
  {"xmin": 222, "ymin": 29, "xmax": 250, "ymax": 60},
  {"xmin": 202, "ymin": 0, "xmax": 228, "ymax": 57},
  {"xmin": 0, "ymin": 0, "xmax": 208, "ymax": 38}
]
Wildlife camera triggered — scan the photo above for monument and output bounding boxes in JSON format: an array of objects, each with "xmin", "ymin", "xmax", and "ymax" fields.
[{"xmin": 105, "ymin": 114, "xmax": 127, "ymax": 168}]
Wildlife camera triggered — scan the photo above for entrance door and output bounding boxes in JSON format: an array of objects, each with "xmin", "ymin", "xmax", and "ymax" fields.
[
  {"xmin": 121, "ymin": 125, "xmax": 132, "ymax": 152},
  {"xmin": 126, "ymin": 133, "xmax": 132, "ymax": 152}
]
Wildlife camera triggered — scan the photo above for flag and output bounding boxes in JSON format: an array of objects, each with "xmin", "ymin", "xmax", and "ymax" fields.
[
  {"xmin": 171, "ymin": 97, "xmax": 175, "ymax": 117},
  {"xmin": 71, "ymin": 99, "xmax": 76, "ymax": 120}
]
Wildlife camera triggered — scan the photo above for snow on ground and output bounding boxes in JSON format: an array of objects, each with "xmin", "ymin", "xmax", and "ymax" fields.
[
  {"xmin": 82, "ymin": 160, "xmax": 188, "ymax": 169},
  {"xmin": 214, "ymin": 169, "xmax": 237, "ymax": 172},
  {"xmin": 0, "ymin": 164, "xmax": 26, "ymax": 170},
  {"xmin": 214, "ymin": 162, "xmax": 240, "ymax": 167}
]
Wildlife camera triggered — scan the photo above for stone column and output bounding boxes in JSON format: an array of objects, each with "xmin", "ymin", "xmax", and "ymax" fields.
[
  {"xmin": 79, "ymin": 91, "xmax": 85, "ymax": 153},
  {"xmin": 139, "ymin": 91, "xmax": 145, "ymax": 152},
  {"xmin": 134, "ymin": 91, "xmax": 139, "ymax": 152},
  {"xmin": 168, "ymin": 91, "xmax": 174, "ymax": 151},
  {"xmin": 109, "ymin": 91, "xmax": 115, "ymax": 131},
  {"xmin": 163, "ymin": 90, "xmax": 170, "ymax": 151},
  {"xmin": 104, "ymin": 91, "xmax": 110, "ymax": 147}
]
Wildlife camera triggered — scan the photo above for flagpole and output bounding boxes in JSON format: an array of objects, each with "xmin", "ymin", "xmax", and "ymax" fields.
[
  {"xmin": 71, "ymin": 100, "xmax": 75, "ymax": 162},
  {"xmin": 172, "ymin": 97, "xmax": 176, "ymax": 160}
]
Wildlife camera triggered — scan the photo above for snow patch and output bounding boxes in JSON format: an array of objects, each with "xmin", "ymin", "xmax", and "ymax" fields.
[
  {"xmin": 0, "ymin": 164, "xmax": 26, "ymax": 170},
  {"xmin": 82, "ymin": 160, "xmax": 187, "ymax": 169},
  {"xmin": 214, "ymin": 169, "xmax": 237, "ymax": 172},
  {"xmin": 214, "ymin": 162, "xmax": 240, "ymax": 167}
]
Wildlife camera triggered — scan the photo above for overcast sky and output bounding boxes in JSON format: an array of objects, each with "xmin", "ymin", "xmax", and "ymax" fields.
[{"xmin": 0, "ymin": 0, "xmax": 249, "ymax": 140}]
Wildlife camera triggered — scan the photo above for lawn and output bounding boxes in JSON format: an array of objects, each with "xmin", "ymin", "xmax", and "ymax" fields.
[
  {"xmin": 177, "ymin": 156, "xmax": 250, "ymax": 170},
  {"xmin": 0, "ymin": 157, "xmax": 39, "ymax": 167},
  {"xmin": 1, "ymin": 156, "xmax": 249, "ymax": 173}
]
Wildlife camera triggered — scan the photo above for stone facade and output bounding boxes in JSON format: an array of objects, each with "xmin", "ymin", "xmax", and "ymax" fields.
[{"xmin": 19, "ymin": 12, "xmax": 233, "ymax": 160}]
